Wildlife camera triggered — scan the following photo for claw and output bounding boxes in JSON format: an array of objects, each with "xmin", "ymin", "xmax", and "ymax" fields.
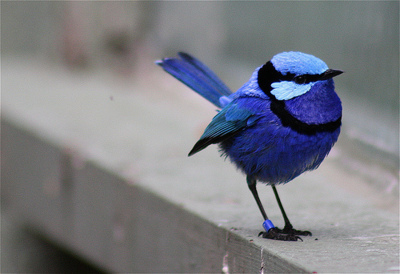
[
  {"xmin": 258, "ymin": 228, "xmax": 303, "ymax": 241},
  {"xmin": 277, "ymin": 226, "xmax": 312, "ymax": 236}
]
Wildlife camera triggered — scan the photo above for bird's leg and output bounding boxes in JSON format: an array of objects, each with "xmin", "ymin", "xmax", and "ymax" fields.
[
  {"xmin": 271, "ymin": 185, "xmax": 312, "ymax": 236},
  {"xmin": 247, "ymin": 176, "xmax": 301, "ymax": 241},
  {"xmin": 247, "ymin": 176, "xmax": 268, "ymax": 220}
]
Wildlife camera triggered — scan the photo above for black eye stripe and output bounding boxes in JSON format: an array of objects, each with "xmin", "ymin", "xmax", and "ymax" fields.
[
  {"xmin": 294, "ymin": 74, "xmax": 322, "ymax": 84},
  {"xmin": 258, "ymin": 61, "xmax": 325, "ymax": 93}
]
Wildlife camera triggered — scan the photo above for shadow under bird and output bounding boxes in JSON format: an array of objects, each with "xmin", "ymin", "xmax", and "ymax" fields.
[{"xmin": 156, "ymin": 51, "xmax": 343, "ymax": 241}]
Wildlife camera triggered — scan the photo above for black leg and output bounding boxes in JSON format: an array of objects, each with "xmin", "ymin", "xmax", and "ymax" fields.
[
  {"xmin": 247, "ymin": 176, "xmax": 268, "ymax": 220},
  {"xmin": 247, "ymin": 176, "xmax": 302, "ymax": 241},
  {"xmin": 271, "ymin": 185, "xmax": 291, "ymax": 228},
  {"xmin": 271, "ymin": 185, "xmax": 312, "ymax": 236}
]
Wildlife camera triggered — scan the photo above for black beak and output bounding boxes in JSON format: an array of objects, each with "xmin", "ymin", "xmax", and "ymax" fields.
[{"xmin": 319, "ymin": 69, "xmax": 344, "ymax": 80}]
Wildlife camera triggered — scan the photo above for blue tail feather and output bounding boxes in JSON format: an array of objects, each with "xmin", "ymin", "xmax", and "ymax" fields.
[
  {"xmin": 177, "ymin": 52, "xmax": 232, "ymax": 97},
  {"xmin": 156, "ymin": 52, "xmax": 232, "ymax": 108}
]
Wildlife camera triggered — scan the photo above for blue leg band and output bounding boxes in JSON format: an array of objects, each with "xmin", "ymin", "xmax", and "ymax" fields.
[{"xmin": 263, "ymin": 220, "xmax": 275, "ymax": 232}]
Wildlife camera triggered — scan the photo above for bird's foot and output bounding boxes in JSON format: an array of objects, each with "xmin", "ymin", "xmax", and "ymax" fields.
[
  {"xmin": 258, "ymin": 228, "xmax": 303, "ymax": 241},
  {"xmin": 275, "ymin": 224, "xmax": 312, "ymax": 236},
  {"xmin": 258, "ymin": 222, "xmax": 312, "ymax": 241}
]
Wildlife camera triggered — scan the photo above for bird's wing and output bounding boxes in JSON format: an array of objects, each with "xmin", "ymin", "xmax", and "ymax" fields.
[
  {"xmin": 156, "ymin": 52, "xmax": 232, "ymax": 108},
  {"xmin": 188, "ymin": 102, "xmax": 259, "ymax": 156}
]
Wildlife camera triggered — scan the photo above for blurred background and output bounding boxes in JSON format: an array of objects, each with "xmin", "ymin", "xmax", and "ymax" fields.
[
  {"xmin": 2, "ymin": 1, "xmax": 399, "ymax": 272},
  {"xmin": 2, "ymin": 1, "xmax": 398, "ymax": 154}
]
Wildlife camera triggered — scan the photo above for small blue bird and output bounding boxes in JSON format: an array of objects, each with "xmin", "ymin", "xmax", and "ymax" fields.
[{"xmin": 156, "ymin": 51, "xmax": 343, "ymax": 241}]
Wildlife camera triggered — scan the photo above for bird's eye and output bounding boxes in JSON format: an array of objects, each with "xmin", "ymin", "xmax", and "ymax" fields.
[{"xmin": 294, "ymin": 75, "xmax": 306, "ymax": 84}]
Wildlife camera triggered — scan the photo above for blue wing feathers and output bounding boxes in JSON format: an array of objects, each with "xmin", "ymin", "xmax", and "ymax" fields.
[
  {"xmin": 156, "ymin": 52, "xmax": 232, "ymax": 108},
  {"xmin": 188, "ymin": 103, "xmax": 256, "ymax": 156}
]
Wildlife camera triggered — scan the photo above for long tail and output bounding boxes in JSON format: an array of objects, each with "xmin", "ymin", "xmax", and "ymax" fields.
[{"xmin": 156, "ymin": 52, "xmax": 232, "ymax": 108}]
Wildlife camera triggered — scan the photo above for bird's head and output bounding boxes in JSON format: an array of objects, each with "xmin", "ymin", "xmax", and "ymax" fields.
[{"xmin": 258, "ymin": 51, "xmax": 343, "ymax": 101}]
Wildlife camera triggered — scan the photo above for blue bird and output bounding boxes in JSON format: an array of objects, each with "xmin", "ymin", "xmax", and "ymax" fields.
[{"xmin": 156, "ymin": 51, "xmax": 343, "ymax": 241}]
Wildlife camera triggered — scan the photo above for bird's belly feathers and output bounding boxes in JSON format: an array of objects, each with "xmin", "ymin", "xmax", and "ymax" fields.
[{"xmin": 219, "ymin": 115, "xmax": 341, "ymax": 184}]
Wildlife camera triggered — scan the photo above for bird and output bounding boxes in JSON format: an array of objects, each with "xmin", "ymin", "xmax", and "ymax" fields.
[{"xmin": 156, "ymin": 51, "xmax": 343, "ymax": 241}]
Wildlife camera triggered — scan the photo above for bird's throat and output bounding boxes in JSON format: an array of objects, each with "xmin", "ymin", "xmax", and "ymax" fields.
[{"xmin": 270, "ymin": 100, "xmax": 341, "ymax": 135}]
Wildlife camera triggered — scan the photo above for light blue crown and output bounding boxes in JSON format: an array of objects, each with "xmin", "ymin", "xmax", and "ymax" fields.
[{"xmin": 271, "ymin": 51, "xmax": 328, "ymax": 76}]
